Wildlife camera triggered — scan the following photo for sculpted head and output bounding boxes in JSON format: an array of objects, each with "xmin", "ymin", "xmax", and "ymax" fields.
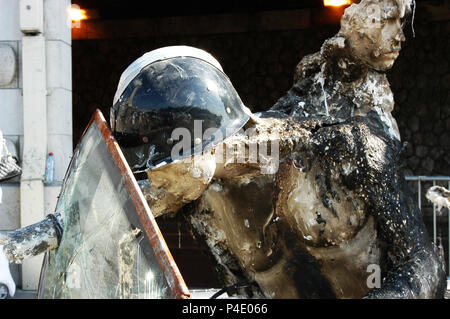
[{"xmin": 338, "ymin": 0, "xmax": 413, "ymax": 71}]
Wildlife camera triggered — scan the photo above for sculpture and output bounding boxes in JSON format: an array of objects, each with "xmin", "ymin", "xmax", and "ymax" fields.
[
  {"xmin": 1, "ymin": 0, "xmax": 446, "ymax": 299},
  {"xmin": 149, "ymin": 0, "xmax": 445, "ymax": 298}
]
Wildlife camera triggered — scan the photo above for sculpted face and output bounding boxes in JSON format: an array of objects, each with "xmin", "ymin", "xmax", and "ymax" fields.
[
  {"xmin": 358, "ymin": 14, "xmax": 405, "ymax": 71},
  {"xmin": 339, "ymin": 0, "xmax": 410, "ymax": 71}
]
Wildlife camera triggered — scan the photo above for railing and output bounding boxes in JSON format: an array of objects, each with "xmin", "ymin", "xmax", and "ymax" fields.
[{"xmin": 405, "ymin": 176, "xmax": 450, "ymax": 277}]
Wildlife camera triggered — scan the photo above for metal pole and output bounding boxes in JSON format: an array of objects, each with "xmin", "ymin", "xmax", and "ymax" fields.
[
  {"xmin": 406, "ymin": 176, "xmax": 450, "ymax": 181},
  {"xmin": 418, "ymin": 180, "xmax": 421, "ymax": 209},
  {"xmin": 405, "ymin": 175, "xmax": 450, "ymax": 277},
  {"xmin": 433, "ymin": 180, "xmax": 436, "ymax": 244}
]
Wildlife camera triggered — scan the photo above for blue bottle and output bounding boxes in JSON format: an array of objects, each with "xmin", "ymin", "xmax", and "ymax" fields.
[{"xmin": 44, "ymin": 152, "xmax": 55, "ymax": 185}]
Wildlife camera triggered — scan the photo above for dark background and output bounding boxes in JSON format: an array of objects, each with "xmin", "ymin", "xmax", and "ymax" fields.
[{"xmin": 71, "ymin": 0, "xmax": 450, "ymax": 288}]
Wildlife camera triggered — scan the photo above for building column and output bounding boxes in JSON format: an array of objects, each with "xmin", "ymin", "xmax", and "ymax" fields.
[
  {"xmin": 43, "ymin": 0, "xmax": 73, "ymax": 237},
  {"xmin": 18, "ymin": 0, "xmax": 72, "ymax": 291}
]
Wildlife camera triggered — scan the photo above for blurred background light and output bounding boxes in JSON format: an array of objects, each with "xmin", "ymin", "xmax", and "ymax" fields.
[{"xmin": 323, "ymin": 0, "xmax": 352, "ymax": 7}]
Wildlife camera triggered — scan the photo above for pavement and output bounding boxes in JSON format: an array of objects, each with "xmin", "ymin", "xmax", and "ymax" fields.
[
  {"xmin": 8, "ymin": 288, "xmax": 226, "ymax": 299},
  {"xmin": 10, "ymin": 289, "xmax": 36, "ymax": 299},
  {"xmin": 8, "ymin": 280, "xmax": 450, "ymax": 299},
  {"xmin": 445, "ymin": 279, "xmax": 450, "ymax": 299}
]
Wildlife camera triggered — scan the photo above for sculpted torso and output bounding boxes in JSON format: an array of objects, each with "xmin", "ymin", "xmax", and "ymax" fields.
[
  {"xmin": 191, "ymin": 134, "xmax": 381, "ymax": 298},
  {"xmin": 144, "ymin": 110, "xmax": 399, "ymax": 298}
]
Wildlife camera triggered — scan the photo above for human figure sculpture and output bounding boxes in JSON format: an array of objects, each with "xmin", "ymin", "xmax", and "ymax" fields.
[
  {"xmin": 1, "ymin": 0, "xmax": 446, "ymax": 299},
  {"xmin": 143, "ymin": 0, "xmax": 446, "ymax": 298}
]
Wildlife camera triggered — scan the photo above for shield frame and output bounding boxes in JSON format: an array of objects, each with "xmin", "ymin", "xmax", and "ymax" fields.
[{"xmin": 37, "ymin": 109, "xmax": 191, "ymax": 299}]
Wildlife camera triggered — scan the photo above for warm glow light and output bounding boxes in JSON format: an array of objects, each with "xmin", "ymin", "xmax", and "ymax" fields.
[
  {"xmin": 69, "ymin": 6, "xmax": 87, "ymax": 21},
  {"xmin": 324, "ymin": 0, "xmax": 352, "ymax": 7}
]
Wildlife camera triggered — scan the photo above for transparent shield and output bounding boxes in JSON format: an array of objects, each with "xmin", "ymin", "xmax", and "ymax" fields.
[{"xmin": 37, "ymin": 110, "xmax": 190, "ymax": 299}]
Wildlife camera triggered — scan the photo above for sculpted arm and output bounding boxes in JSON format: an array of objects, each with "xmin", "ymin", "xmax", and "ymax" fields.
[
  {"xmin": 142, "ymin": 151, "xmax": 217, "ymax": 217},
  {"xmin": 0, "ymin": 213, "xmax": 63, "ymax": 263}
]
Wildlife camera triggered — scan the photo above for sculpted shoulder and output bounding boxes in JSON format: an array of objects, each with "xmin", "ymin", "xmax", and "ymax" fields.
[{"xmin": 308, "ymin": 113, "xmax": 402, "ymax": 192}]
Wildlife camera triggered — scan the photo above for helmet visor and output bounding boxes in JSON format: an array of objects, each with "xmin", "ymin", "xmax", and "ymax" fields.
[{"xmin": 111, "ymin": 57, "xmax": 249, "ymax": 171}]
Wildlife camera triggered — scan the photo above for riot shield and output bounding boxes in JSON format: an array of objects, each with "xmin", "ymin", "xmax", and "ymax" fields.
[{"xmin": 37, "ymin": 110, "xmax": 190, "ymax": 299}]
